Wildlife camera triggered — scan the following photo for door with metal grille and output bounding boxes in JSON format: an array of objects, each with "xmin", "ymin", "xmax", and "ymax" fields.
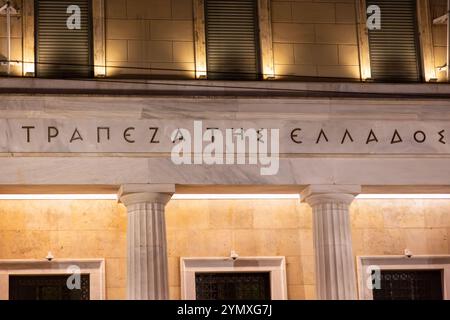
[
  {"xmin": 373, "ymin": 270, "xmax": 443, "ymax": 300},
  {"xmin": 35, "ymin": 0, "xmax": 93, "ymax": 78},
  {"xmin": 195, "ymin": 272, "xmax": 271, "ymax": 300},
  {"xmin": 205, "ymin": 0, "xmax": 261, "ymax": 80},
  {"xmin": 9, "ymin": 275, "xmax": 90, "ymax": 300},
  {"xmin": 366, "ymin": 0, "xmax": 422, "ymax": 82}
]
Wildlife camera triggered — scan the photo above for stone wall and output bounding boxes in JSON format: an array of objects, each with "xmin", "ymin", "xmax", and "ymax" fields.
[
  {"xmin": 165, "ymin": 199, "xmax": 315, "ymax": 300},
  {"xmin": 0, "ymin": 200, "xmax": 127, "ymax": 300},
  {"xmin": 271, "ymin": 0, "xmax": 360, "ymax": 80},
  {"xmin": 3, "ymin": 0, "xmax": 446, "ymax": 81},
  {"xmin": 104, "ymin": 0, "xmax": 361, "ymax": 80},
  {"xmin": 105, "ymin": 0, "xmax": 195, "ymax": 78},
  {"xmin": 351, "ymin": 199, "xmax": 450, "ymax": 256},
  {"xmin": 0, "ymin": 0, "xmax": 22, "ymax": 76},
  {"xmin": 0, "ymin": 198, "xmax": 449, "ymax": 300}
]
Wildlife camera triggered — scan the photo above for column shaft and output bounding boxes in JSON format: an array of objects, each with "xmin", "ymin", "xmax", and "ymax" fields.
[
  {"xmin": 312, "ymin": 200, "xmax": 357, "ymax": 300},
  {"xmin": 127, "ymin": 201, "xmax": 169, "ymax": 300},
  {"xmin": 119, "ymin": 185, "xmax": 174, "ymax": 300},
  {"xmin": 301, "ymin": 187, "xmax": 360, "ymax": 300}
]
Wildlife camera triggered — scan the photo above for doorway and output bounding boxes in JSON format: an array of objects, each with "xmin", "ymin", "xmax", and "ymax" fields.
[
  {"xmin": 372, "ymin": 270, "xmax": 443, "ymax": 300},
  {"xmin": 195, "ymin": 272, "xmax": 271, "ymax": 300},
  {"xmin": 9, "ymin": 274, "xmax": 90, "ymax": 300}
]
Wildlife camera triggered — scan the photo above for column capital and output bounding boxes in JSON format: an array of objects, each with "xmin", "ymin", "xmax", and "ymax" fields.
[
  {"xmin": 118, "ymin": 184, "xmax": 175, "ymax": 207},
  {"xmin": 301, "ymin": 185, "xmax": 361, "ymax": 207}
]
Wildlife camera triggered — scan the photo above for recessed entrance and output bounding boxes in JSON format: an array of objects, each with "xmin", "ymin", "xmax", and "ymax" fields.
[
  {"xmin": 373, "ymin": 270, "xmax": 443, "ymax": 300},
  {"xmin": 181, "ymin": 257, "xmax": 287, "ymax": 300},
  {"xmin": 195, "ymin": 272, "xmax": 271, "ymax": 300},
  {"xmin": 358, "ymin": 256, "xmax": 450, "ymax": 300},
  {"xmin": 9, "ymin": 274, "xmax": 90, "ymax": 300},
  {"xmin": 0, "ymin": 259, "xmax": 105, "ymax": 300}
]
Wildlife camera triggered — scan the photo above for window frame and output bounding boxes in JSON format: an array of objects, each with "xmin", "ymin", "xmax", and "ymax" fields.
[
  {"xmin": 193, "ymin": 0, "xmax": 274, "ymax": 80},
  {"xmin": 356, "ymin": 0, "xmax": 437, "ymax": 82},
  {"xmin": 22, "ymin": 0, "xmax": 105, "ymax": 77},
  {"xmin": 0, "ymin": 259, "xmax": 105, "ymax": 300},
  {"xmin": 34, "ymin": 0, "xmax": 94, "ymax": 78},
  {"xmin": 180, "ymin": 256, "xmax": 288, "ymax": 300},
  {"xmin": 357, "ymin": 255, "xmax": 450, "ymax": 300}
]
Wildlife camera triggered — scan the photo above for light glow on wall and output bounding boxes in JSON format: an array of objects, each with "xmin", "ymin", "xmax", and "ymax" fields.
[
  {"xmin": 172, "ymin": 194, "xmax": 300, "ymax": 200},
  {"xmin": 0, "ymin": 194, "xmax": 301, "ymax": 200},
  {"xmin": 195, "ymin": 68, "xmax": 207, "ymax": 80},
  {"xmin": 95, "ymin": 65, "xmax": 107, "ymax": 78},
  {"xmin": 361, "ymin": 65, "xmax": 372, "ymax": 82},
  {"xmin": 0, "ymin": 194, "xmax": 449, "ymax": 201},
  {"xmin": 356, "ymin": 194, "xmax": 450, "ymax": 199},
  {"xmin": 0, "ymin": 194, "xmax": 118, "ymax": 200},
  {"xmin": 23, "ymin": 62, "xmax": 35, "ymax": 76},
  {"xmin": 263, "ymin": 64, "xmax": 275, "ymax": 80}
]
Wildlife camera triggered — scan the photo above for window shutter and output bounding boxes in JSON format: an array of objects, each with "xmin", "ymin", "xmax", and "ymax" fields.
[
  {"xmin": 205, "ymin": 0, "xmax": 260, "ymax": 80},
  {"xmin": 367, "ymin": 0, "xmax": 422, "ymax": 82},
  {"xmin": 36, "ymin": 0, "xmax": 93, "ymax": 78}
]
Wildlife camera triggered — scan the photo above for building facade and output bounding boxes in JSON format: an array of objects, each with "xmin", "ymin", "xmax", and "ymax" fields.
[{"xmin": 0, "ymin": 0, "xmax": 450, "ymax": 300}]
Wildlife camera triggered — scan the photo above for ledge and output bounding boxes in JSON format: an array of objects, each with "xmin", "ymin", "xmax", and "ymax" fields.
[{"xmin": 1, "ymin": 78, "xmax": 450, "ymax": 98}]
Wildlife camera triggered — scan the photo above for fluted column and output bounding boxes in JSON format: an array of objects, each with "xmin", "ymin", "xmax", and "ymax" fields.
[
  {"xmin": 301, "ymin": 185, "xmax": 361, "ymax": 300},
  {"xmin": 119, "ymin": 184, "xmax": 175, "ymax": 300}
]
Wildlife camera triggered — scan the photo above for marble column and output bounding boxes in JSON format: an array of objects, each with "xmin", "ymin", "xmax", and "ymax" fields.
[
  {"xmin": 301, "ymin": 185, "xmax": 361, "ymax": 300},
  {"xmin": 119, "ymin": 184, "xmax": 175, "ymax": 300}
]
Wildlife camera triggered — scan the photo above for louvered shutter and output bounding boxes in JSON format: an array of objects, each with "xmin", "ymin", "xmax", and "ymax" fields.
[
  {"xmin": 205, "ymin": 0, "xmax": 261, "ymax": 80},
  {"xmin": 36, "ymin": 0, "xmax": 93, "ymax": 78},
  {"xmin": 367, "ymin": 0, "xmax": 422, "ymax": 82}
]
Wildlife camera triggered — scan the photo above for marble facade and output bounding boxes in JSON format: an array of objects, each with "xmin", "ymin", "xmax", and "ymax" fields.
[{"xmin": 1, "ymin": 79, "xmax": 450, "ymax": 300}]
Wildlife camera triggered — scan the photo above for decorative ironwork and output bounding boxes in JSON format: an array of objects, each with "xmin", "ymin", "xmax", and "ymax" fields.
[
  {"xmin": 195, "ymin": 272, "xmax": 271, "ymax": 300},
  {"xmin": 9, "ymin": 275, "xmax": 90, "ymax": 300},
  {"xmin": 373, "ymin": 270, "xmax": 443, "ymax": 300}
]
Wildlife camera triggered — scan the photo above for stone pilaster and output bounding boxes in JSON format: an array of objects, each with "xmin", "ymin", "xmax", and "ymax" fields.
[
  {"xmin": 301, "ymin": 185, "xmax": 361, "ymax": 300},
  {"xmin": 119, "ymin": 184, "xmax": 175, "ymax": 300}
]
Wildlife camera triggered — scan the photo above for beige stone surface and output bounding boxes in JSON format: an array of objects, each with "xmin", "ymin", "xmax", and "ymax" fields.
[
  {"xmin": 351, "ymin": 199, "xmax": 450, "ymax": 256},
  {"xmin": 0, "ymin": 200, "xmax": 126, "ymax": 299},
  {"xmin": 272, "ymin": 0, "xmax": 360, "ymax": 80},
  {"xmin": 304, "ymin": 285, "xmax": 316, "ymax": 300},
  {"xmin": 288, "ymin": 285, "xmax": 305, "ymax": 300},
  {"xmin": 172, "ymin": 0, "xmax": 193, "ymax": 20},
  {"xmin": 105, "ymin": 0, "xmax": 195, "ymax": 78},
  {"xmin": 272, "ymin": 2, "xmax": 292, "ymax": 22},
  {"xmin": 106, "ymin": 0, "xmax": 127, "ymax": 19},
  {"xmin": 107, "ymin": 287, "xmax": 126, "ymax": 300},
  {"xmin": 1, "ymin": 198, "xmax": 449, "ymax": 300},
  {"xmin": 173, "ymin": 41, "xmax": 195, "ymax": 63},
  {"xmin": 338, "ymin": 45, "xmax": 359, "ymax": 66},
  {"xmin": 336, "ymin": 3, "xmax": 356, "ymax": 24}
]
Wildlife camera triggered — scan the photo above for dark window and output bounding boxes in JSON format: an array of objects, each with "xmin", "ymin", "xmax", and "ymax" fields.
[
  {"xmin": 35, "ymin": 0, "xmax": 93, "ymax": 78},
  {"xmin": 9, "ymin": 275, "xmax": 90, "ymax": 300},
  {"xmin": 195, "ymin": 272, "xmax": 271, "ymax": 300},
  {"xmin": 366, "ymin": 0, "xmax": 422, "ymax": 82},
  {"xmin": 205, "ymin": 0, "xmax": 261, "ymax": 80},
  {"xmin": 373, "ymin": 270, "xmax": 443, "ymax": 300}
]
